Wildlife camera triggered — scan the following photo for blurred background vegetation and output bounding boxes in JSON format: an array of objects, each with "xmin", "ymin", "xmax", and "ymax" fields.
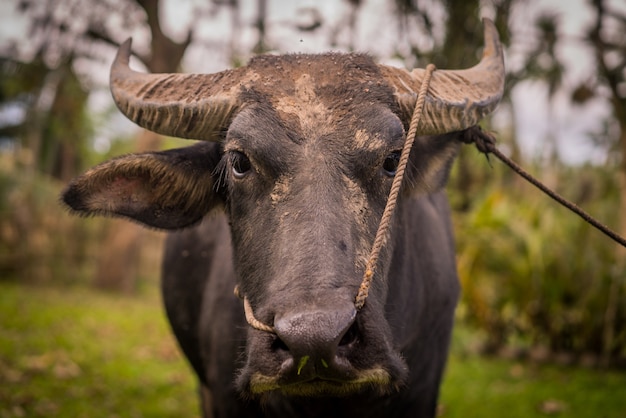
[{"xmin": 1, "ymin": 0, "xmax": 625, "ymax": 415}]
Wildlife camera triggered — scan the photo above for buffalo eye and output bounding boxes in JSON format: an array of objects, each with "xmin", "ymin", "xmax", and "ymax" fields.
[
  {"xmin": 231, "ymin": 151, "xmax": 252, "ymax": 179},
  {"xmin": 382, "ymin": 151, "xmax": 402, "ymax": 177}
]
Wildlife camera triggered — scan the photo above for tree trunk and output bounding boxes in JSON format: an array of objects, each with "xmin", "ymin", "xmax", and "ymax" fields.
[{"xmin": 441, "ymin": 0, "xmax": 480, "ymax": 211}]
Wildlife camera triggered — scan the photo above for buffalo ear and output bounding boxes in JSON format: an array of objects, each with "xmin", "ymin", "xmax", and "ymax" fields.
[
  {"xmin": 405, "ymin": 131, "xmax": 461, "ymax": 194},
  {"xmin": 62, "ymin": 142, "xmax": 223, "ymax": 229}
]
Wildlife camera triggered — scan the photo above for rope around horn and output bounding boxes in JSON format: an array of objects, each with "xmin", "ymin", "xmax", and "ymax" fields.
[
  {"xmin": 234, "ymin": 64, "xmax": 436, "ymax": 330},
  {"xmin": 354, "ymin": 64, "xmax": 437, "ymax": 310}
]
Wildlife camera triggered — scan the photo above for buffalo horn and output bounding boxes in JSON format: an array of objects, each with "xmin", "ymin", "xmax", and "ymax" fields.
[
  {"xmin": 380, "ymin": 18, "xmax": 505, "ymax": 134},
  {"xmin": 110, "ymin": 39, "xmax": 244, "ymax": 141}
]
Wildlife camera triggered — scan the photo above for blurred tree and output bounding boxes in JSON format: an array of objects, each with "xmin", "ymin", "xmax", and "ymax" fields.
[
  {"xmin": 1, "ymin": 57, "xmax": 52, "ymax": 172},
  {"xmin": 252, "ymin": 0, "xmax": 268, "ymax": 54},
  {"xmin": 439, "ymin": 0, "xmax": 483, "ymax": 212},
  {"xmin": 2, "ymin": 0, "xmax": 273, "ymax": 291},
  {"xmin": 585, "ymin": 0, "xmax": 626, "ymax": 237},
  {"xmin": 2, "ymin": 0, "xmax": 204, "ymax": 292},
  {"xmin": 390, "ymin": 1, "xmax": 573, "ymax": 209},
  {"xmin": 390, "ymin": 0, "xmax": 502, "ymax": 210},
  {"xmin": 218, "ymin": 0, "xmax": 244, "ymax": 66},
  {"xmin": 582, "ymin": 0, "xmax": 626, "ymax": 366},
  {"xmin": 418, "ymin": 0, "xmax": 626, "ymax": 363},
  {"xmin": 2, "ymin": 52, "xmax": 92, "ymax": 184},
  {"xmin": 388, "ymin": 0, "xmax": 625, "ymax": 362},
  {"xmin": 329, "ymin": 0, "xmax": 363, "ymax": 51},
  {"xmin": 2, "ymin": 0, "xmax": 622, "ymax": 357},
  {"xmin": 41, "ymin": 60, "xmax": 91, "ymax": 181}
]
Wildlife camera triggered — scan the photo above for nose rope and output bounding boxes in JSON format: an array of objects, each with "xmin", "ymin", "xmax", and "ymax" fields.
[
  {"xmin": 354, "ymin": 64, "xmax": 436, "ymax": 310},
  {"xmin": 234, "ymin": 285, "xmax": 275, "ymax": 333},
  {"xmin": 233, "ymin": 64, "xmax": 437, "ymax": 331}
]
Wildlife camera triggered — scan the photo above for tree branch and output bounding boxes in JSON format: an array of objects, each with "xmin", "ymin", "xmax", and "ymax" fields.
[{"xmin": 85, "ymin": 28, "xmax": 150, "ymax": 69}]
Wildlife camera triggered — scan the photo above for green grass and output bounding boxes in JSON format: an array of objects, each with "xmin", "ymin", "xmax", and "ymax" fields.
[
  {"xmin": 0, "ymin": 282, "xmax": 198, "ymax": 418},
  {"xmin": 440, "ymin": 354, "xmax": 626, "ymax": 417},
  {"xmin": 1, "ymin": 282, "xmax": 625, "ymax": 417}
]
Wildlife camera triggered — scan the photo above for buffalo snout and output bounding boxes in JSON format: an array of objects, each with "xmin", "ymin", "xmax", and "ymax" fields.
[
  {"xmin": 273, "ymin": 303, "xmax": 358, "ymax": 381},
  {"xmin": 239, "ymin": 294, "xmax": 408, "ymax": 398}
]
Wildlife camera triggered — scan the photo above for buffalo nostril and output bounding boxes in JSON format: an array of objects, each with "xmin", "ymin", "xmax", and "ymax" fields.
[
  {"xmin": 271, "ymin": 335, "xmax": 290, "ymax": 353},
  {"xmin": 338, "ymin": 321, "xmax": 359, "ymax": 348}
]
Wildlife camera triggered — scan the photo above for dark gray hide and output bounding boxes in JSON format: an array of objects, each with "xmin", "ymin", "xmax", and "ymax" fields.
[{"xmin": 63, "ymin": 20, "xmax": 504, "ymax": 418}]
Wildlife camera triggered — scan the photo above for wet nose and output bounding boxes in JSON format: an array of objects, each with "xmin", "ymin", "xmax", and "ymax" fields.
[{"xmin": 273, "ymin": 303, "xmax": 358, "ymax": 371}]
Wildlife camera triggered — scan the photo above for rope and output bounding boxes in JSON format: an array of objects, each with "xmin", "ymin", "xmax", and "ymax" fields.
[
  {"xmin": 234, "ymin": 285, "xmax": 275, "ymax": 333},
  {"xmin": 235, "ymin": 64, "xmax": 437, "ymax": 328},
  {"xmin": 354, "ymin": 64, "xmax": 437, "ymax": 310},
  {"xmin": 460, "ymin": 126, "xmax": 626, "ymax": 249},
  {"xmin": 233, "ymin": 67, "xmax": 626, "ymax": 331}
]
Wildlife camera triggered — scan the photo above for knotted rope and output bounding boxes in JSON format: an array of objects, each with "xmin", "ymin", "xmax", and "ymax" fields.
[{"xmin": 234, "ymin": 64, "xmax": 437, "ymax": 330}]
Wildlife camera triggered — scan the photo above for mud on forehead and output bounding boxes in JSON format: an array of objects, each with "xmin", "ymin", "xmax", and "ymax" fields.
[
  {"xmin": 243, "ymin": 52, "xmax": 396, "ymax": 104},
  {"xmin": 227, "ymin": 96, "xmax": 405, "ymax": 169},
  {"xmin": 229, "ymin": 53, "xmax": 404, "ymax": 152}
]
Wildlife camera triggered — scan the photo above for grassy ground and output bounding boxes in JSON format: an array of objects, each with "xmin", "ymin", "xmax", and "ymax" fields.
[
  {"xmin": 440, "ymin": 349, "xmax": 626, "ymax": 417},
  {"xmin": 1, "ymin": 282, "xmax": 624, "ymax": 417},
  {"xmin": 0, "ymin": 282, "xmax": 198, "ymax": 418}
]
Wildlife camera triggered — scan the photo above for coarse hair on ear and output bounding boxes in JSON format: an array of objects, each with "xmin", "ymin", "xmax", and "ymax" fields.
[
  {"xmin": 402, "ymin": 131, "xmax": 461, "ymax": 196},
  {"xmin": 62, "ymin": 142, "xmax": 224, "ymax": 229}
]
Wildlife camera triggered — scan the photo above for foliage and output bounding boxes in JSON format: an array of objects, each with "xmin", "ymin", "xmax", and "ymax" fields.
[
  {"xmin": 0, "ymin": 151, "xmax": 165, "ymax": 287},
  {"xmin": 0, "ymin": 156, "xmax": 98, "ymax": 284},
  {"xmin": 452, "ymin": 149, "xmax": 625, "ymax": 363},
  {"xmin": 0, "ymin": 57, "xmax": 94, "ymax": 181}
]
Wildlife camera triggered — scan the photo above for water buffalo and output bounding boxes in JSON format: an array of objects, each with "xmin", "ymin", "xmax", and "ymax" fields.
[{"xmin": 63, "ymin": 19, "xmax": 504, "ymax": 418}]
